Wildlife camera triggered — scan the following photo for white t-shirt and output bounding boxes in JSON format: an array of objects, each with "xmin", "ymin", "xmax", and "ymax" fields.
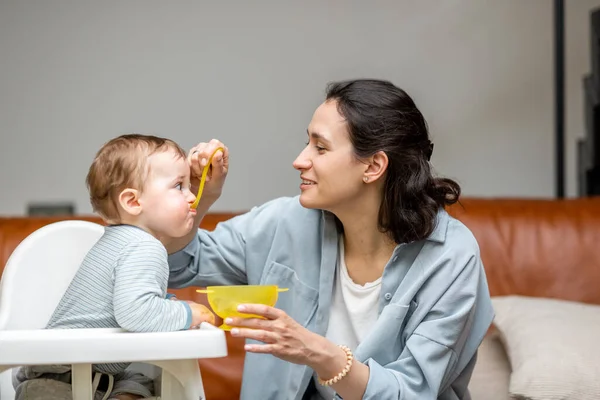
[{"xmin": 315, "ymin": 235, "xmax": 382, "ymax": 399}]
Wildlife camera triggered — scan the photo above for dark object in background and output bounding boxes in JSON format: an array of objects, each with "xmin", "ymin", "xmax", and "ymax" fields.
[
  {"xmin": 27, "ymin": 203, "xmax": 75, "ymax": 216},
  {"xmin": 579, "ymin": 7, "xmax": 600, "ymax": 196}
]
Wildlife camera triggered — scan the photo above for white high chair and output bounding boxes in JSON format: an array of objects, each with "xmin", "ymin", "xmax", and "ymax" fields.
[{"xmin": 0, "ymin": 220, "xmax": 227, "ymax": 400}]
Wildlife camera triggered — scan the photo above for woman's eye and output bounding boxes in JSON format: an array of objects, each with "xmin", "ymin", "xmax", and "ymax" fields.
[
  {"xmin": 175, "ymin": 183, "xmax": 182, "ymax": 190},
  {"xmin": 304, "ymin": 140, "xmax": 325, "ymax": 152}
]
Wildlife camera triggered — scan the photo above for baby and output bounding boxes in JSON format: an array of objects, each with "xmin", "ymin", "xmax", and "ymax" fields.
[{"xmin": 14, "ymin": 134, "xmax": 216, "ymax": 400}]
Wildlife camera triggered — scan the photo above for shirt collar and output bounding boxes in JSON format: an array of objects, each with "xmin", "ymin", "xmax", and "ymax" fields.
[{"xmin": 426, "ymin": 208, "xmax": 449, "ymax": 243}]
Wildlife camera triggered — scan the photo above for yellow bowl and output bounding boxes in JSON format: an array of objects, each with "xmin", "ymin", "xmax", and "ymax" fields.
[{"xmin": 196, "ymin": 285, "xmax": 288, "ymax": 330}]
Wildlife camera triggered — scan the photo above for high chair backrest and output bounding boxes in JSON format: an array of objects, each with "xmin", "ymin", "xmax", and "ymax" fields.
[{"xmin": 0, "ymin": 220, "xmax": 104, "ymax": 330}]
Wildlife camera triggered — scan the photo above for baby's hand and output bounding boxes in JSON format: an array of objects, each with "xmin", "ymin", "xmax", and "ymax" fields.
[{"xmin": 189, "ymin": 302, "xmax": 216, "ymax": 327}]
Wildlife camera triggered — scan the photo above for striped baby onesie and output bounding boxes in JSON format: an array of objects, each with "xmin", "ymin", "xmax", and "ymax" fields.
[{"xmin": 42, "ymin": 224, "xmax": 191, "ymax": 374}]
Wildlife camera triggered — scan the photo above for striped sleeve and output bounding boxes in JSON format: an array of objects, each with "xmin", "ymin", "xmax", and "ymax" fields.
[{"xmin": 113, "ymin": 239, "xmax": 191, "ymax": 332}]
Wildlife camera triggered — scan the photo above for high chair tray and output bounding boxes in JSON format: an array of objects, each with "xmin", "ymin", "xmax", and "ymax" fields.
[{"xmin": 0, "ymin": 323, "xmax": 227, "ymax": 367}]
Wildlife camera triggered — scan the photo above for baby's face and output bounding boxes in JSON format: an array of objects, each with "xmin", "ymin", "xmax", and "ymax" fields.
[{"xmin": 138, "ymin": 149, "xmax": 198, "ymax": 239}]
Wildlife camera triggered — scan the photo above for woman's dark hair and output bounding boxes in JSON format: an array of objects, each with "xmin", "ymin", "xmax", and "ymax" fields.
[{"xmin": 326, "ymin": 79, "xmax": 460, "ymax": 244}]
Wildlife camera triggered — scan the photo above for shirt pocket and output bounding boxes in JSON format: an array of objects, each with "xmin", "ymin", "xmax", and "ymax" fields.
[{"xmin": 261, "ymin": 261, "xmax": 319, "ymax": 327}]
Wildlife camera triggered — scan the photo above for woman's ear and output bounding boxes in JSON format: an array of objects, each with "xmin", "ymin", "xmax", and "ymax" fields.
[
  {"xmin": 118, "ymin": 188, "xmax": 142, "ymax": 216},
  {"xmin": 363, "ymin": 151, "xmax": 388, "ymax": 183}
]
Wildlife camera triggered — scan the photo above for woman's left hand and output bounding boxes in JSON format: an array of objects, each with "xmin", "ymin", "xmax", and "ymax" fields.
[
  {"xmin": 227, "ymin": 304, "xmax": 327, "ymax": 366},
  {"xmin": 229, "ymin": 304, "xmax": 368, "ymax": 399}
]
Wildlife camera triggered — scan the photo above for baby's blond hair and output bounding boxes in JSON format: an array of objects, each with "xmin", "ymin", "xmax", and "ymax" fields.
[{"xmin": 86, "ymin": 134, "xmax": 186, "ymax": 222}]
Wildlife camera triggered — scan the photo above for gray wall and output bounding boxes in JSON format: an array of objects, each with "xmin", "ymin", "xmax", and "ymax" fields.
[{"xmin": 0, "ymin": 0, "xmax": 598, "ymax": 215}]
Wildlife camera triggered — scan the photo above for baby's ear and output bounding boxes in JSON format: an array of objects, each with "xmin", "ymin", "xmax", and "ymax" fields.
[{"xmin": 118, "ymin": 188, "xmax": 142, "ymax": 216}]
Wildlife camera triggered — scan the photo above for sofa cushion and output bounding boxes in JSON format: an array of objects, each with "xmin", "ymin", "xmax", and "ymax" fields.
[
  {"xmin": 468, "ymin": 329, "xmax": 512, "ymax": 400},
  {"xmin": 493, "ymin": 295, "xmax": 600, "ymax": 400}
]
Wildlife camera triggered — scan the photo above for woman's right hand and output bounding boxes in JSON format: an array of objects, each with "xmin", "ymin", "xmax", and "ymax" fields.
[{"xmin": 187, "ymin": 139, "xmax": 229, "ymax": 203}]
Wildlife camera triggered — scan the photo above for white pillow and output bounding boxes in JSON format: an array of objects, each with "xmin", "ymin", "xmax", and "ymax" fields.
[{"xmin": 492, "ymin": 295, "xmax": 600, "ymax": 400}]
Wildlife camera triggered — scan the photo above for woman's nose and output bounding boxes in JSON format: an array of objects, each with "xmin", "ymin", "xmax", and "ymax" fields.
[{"xmin": 293, "ymin": 148, "xmax": 311, "ymax": 170}]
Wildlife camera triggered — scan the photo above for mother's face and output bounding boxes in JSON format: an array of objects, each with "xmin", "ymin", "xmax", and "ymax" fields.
[{"xmin": 292, "ymin": 100, "xmax": 368, "ymax": 212}]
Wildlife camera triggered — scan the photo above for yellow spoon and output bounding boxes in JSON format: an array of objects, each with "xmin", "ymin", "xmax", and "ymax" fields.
[{"xmin": 190, "ymin": 147, "xmax": 224, "ymax": 210}]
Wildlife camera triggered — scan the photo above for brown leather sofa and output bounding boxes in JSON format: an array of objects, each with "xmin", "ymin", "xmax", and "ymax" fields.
[{"xmin": 2, "ymin": 197, "xmax": 600, "ymax": 399}]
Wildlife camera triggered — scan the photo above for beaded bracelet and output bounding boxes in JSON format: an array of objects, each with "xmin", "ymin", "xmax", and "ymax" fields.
[{"xmin": 318, "ymin": 345, "xmax": 354, "ymax": 386}]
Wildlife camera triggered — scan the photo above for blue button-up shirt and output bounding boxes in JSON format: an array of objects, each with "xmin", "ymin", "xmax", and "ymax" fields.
[{"xmin": 168, "ymin": 196, "xmax": 494, "ymax": 399}]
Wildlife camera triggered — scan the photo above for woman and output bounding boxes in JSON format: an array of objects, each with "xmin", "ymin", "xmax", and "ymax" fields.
[{"xmin": 167, "ymin": 79, "xmax": 494, "ymax": 399}]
